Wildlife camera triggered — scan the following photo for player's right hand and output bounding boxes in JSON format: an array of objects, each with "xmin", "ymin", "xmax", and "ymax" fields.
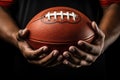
[{"xmin": 16, "ymin": 28, "xmax": 60, "ymax": 67}]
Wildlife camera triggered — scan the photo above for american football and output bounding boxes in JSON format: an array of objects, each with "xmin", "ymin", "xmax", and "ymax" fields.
[{"xmin": 26, "ymin": 6, "xmax": 95, "ymax": 53}]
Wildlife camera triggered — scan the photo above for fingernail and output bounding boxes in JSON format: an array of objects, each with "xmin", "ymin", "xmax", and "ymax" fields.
[
  {"xmin": 91, "ymin": 21, "xmax": 96, "ymax": 29},
  {"xmin": 43, "ymin": 46, "xmax": 48, "ymax": 51},
  {"xmin": 53, "ymin": 50, "xmax": 59, "ymax": 56},
  {"xmin": 78, "ymin": 41, "xmax": 83, "ymax": 45},
  {"xmin": 69, "ymin": 46, "xmax": 75, "ymax": 52},
  {"xmin": 63, "ymin": 52, "xmax": 69, "ymax": 57}
]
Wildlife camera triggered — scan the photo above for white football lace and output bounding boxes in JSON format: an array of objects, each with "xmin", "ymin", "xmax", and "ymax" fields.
[{"xmin": 45, "ymin": 11, "xmax": 77, "ymax": 21}]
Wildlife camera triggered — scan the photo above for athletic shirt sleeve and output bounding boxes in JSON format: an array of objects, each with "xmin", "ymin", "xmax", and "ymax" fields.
[
  {"xmin": 100, "ymin": 0, "xmax": 120, "ymax": 7},
  {"xmin": 0, "ymin": 0, "xmax": 14, "ymax": 8}
]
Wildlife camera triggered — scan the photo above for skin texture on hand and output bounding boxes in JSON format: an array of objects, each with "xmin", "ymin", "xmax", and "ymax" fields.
[
  {"xmin": 62, "ymin": 3, "xmax": 120, "ymax": 68},
  {"xmin": 16, "ymin": 3, "xmax": 120, "ymax": 68},
  {"xmin": 62, "ymin": 21, "xmax": 105, "ymax": 68},
  {"xmin": 16, "ymin": 29, "xmax": 62, "ymax": 67}
]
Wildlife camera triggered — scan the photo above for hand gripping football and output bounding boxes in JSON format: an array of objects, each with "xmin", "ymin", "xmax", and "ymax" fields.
[{"xmin": 26, "ymin": 7, "xmax": 95, "ymax": 53}]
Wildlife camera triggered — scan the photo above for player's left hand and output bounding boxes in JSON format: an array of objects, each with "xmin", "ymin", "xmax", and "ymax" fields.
[{"xmin": 62, "ymin": 21, "xmax": 105, "ymax": 68}]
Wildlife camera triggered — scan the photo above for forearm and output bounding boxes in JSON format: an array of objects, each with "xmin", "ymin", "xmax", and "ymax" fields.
[
  {"xmin": 0, "ymin": 7, "xmax": 19, "ymax": 47},
  {"xmin": 99, "ymin": 3, "xmax": 120, "ymax": 51}
]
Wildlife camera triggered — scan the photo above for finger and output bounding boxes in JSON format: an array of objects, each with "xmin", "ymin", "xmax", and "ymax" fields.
[
  {"xmin": 17, "ymin": 29, "xmax": 29, "ymax": 41},
  {"xmin": 78, "ymin": 41, "xmax": 99, "ymax": 55},
  {"xmin": 19, "ymin": 28, "xmax": 29, "ymax": 38},
  {"xmin": 25, "ymin": 46, "xmax": 48, "ymax": 60},
  {"xmin": 63, "ymin": 51, "xmax": 80, "ymax": 64},
  {"xmin": 69, "ymin": 46, "xmax": 85, "ymax": 60},
  {"xmin": 69, "ymin": 46, "xmax": 86, "ymax": 58},
  {"xmin": 92, "ymin": 21, "xmax": 105, "ymax": 45},
  {"xmin": 63, "ymin": 59, "xmax": 81, "ymax": 68},
  {"xmin": 29, "ymin": 50, "xmax": 59, "ymax": 65},
  {"xmin": 69, "ymin": 46, "xmax": 95, "ymax": 62},
  {"xmin": 33, "ymin": 46, "xmax": 48, "ymax": 55},
  {"xmin": 85, "ymin": 54, "xmax": 96, "ymax": 63},
  {"xmin": 39, "ymin": 50, "xmax": 59, "ymax": 66},
  {"xmin": 57, "ymin": 55, "xmax": 63, "ymax": 61},
  {"xmin": 38, "ymin": 54, "xmax": 47, "ymax": 59},
  {"xmin": 92, "ymin": 21, "xmax": 105, "ymax": 38},
  {"xmin": 46, "ymin": 55, "xmax": 63, "ymax": 67}
]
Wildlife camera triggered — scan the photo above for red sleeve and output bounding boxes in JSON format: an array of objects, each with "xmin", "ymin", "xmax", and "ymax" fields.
[
  {"xmin": 100, "ymin": 0, "xmax": 120, "ymax": 7},
  {"xmin": 0, "ymin": 0, "xmax": 14, "ymax": 8}
]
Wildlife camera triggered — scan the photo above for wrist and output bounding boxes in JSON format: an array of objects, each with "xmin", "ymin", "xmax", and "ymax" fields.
[{"xmin": 11, "ymin": 29, "xmax": 20, "ymax": 48}]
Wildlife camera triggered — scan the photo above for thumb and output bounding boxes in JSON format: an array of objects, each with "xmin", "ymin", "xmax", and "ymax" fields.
[
  {"xmin": 17, "ymin": 28, "xmax": 29, "ymax": 41},
  {"xmin": 91, "ymin": 21, "xmax": 105, "ymax": 45},
  {"xmin": 91, "ymin": 21, "xmax": 104, "ymax": 36}
]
